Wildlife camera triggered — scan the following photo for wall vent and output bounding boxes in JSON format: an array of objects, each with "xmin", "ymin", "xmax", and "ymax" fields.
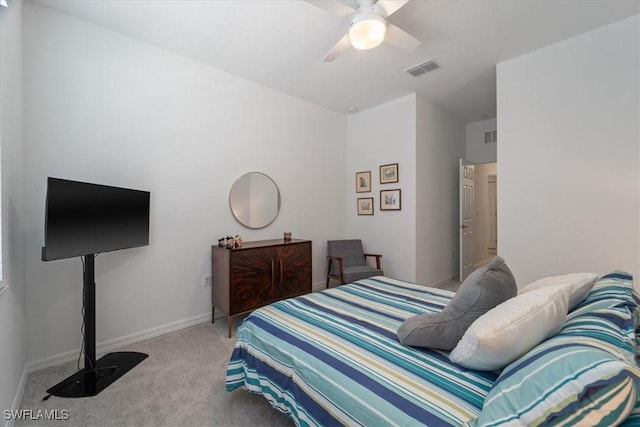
[
  {"xmin": 484, "ymin": 130, "xmax": 497, "ymax": 143},
  {"xmin": 405, "ymin": 59, "xmax": 439, "ymax": 77}
]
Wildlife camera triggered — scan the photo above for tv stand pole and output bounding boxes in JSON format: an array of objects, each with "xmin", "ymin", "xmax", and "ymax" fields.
[
  {"xmin": 85, "ymin": 254, "xmax": 96, "ymax": 386},
  {"xmin": 46, "ymin": 254, "xmax": 148, "ymax": 398}
]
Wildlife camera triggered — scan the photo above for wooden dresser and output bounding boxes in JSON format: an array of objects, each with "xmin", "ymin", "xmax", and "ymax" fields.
[{"xmin": 211, "ymin": 238, "xmax": 312, "ymax": 337}]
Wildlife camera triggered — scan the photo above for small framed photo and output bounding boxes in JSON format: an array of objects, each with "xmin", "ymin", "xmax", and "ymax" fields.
[
  {"xmin": 357, "ymin": 197, "xmax": 374, "ymax": 215},
  {"xmin": 380, "ymin": 189, "xmax": 401, "ymax": 211},
  {"xmin": 379, "ymin": 163, "xmax": 399, "ymax": 184},
  {"xmin": 355, "ymin": 171, "xmax": 371, "ymax": 193}
]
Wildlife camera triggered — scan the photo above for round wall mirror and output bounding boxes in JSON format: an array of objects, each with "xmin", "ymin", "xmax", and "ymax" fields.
[{"xmin": 229, "ymin": 172, "xmax": 281, "ymax": 229}]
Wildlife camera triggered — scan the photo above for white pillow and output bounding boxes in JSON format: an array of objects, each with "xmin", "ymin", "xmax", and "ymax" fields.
[
  {"xmin": 519, "ymin": 272, "xmax": 598, "ymax": 311},
  {"xmin": 449, "ymin": 284, "xmax": 571, "ymax": 371}
]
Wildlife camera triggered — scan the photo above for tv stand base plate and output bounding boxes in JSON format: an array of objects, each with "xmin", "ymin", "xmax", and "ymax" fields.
[{"xmin": 46, "ymin": 351, "xmax": 148, "ymax": 398}]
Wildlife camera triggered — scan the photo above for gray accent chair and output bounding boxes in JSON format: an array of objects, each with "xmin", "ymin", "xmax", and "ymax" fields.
[{"xmin": 326, "ymin": 239, "xmax": 383, "ymax": 288}]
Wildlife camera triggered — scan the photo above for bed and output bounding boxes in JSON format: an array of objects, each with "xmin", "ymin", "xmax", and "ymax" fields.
[{"xmin": 226, "ymin": 273, "xmax": 640, "ymax": 426}]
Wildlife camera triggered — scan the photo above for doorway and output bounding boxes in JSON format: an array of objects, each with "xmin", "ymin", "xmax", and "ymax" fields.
[{"xmin": 459, "ymin": 160, "xmax": 497, "ymax": 281}]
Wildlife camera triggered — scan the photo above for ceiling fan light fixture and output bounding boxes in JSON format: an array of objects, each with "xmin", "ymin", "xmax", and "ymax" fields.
[{"xmin": 348, "ymin": 13, "xmax": 386, "ymax": 50}]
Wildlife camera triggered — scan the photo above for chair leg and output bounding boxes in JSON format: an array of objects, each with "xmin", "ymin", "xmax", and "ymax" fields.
[{"xmin": 326, "ymin": 260, "xmax": 332, "ymax": 288}]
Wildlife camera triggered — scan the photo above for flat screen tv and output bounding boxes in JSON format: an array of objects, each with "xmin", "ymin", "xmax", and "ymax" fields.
[{"xmin": 42, "ymin": 177, "xmax": 150, "ymax": 261}]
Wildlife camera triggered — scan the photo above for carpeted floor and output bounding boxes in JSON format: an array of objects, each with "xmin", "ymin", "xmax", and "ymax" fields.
[
  {"xmin": 17, "ymin": 320, "xmax": 291, "ymax": 427},
  {"xmin": 17, "ymin": 278, "xmax": 460, "ymax": 427}
]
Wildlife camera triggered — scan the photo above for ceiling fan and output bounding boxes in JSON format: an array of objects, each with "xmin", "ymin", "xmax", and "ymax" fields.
[{"xmin": 307, "ymin": 0, "xmax": 421, "ymax": 62}]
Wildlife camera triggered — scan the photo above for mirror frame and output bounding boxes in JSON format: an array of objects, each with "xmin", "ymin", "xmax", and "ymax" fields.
[{"xmin": 228, "ymin": 171, "xmax": 281, "ymax": 229}]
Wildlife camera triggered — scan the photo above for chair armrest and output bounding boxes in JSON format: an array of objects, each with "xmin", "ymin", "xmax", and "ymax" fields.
[{"xmin": 364, "ymin": 253, "xmax": 382, "ymax": 270}]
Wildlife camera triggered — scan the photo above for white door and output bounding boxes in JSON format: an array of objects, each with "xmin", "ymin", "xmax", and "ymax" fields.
[{"xmin": 459, "ymin": 159, "xmax": 475, "ymax": 282}]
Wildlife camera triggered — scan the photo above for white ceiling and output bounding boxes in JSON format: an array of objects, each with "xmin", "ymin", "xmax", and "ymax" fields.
[{"xmin": 32, "ymin": 0, "xmax": 639, "ymax": 123}]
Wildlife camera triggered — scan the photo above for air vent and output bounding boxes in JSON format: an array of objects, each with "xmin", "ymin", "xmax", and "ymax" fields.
[
  {"xmin": 405, "ymin": 59, "xmax": 439, "ymax": 77},
  {"xmin": 484, "ymin": 130, "xmax": 497, "ymax": 143}
]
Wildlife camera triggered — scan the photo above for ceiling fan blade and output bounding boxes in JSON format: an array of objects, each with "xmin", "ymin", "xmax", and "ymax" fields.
[
  {"xmin": 306, "ymin": 0, "xmax": 356, "ymax": 18},
  {"xmin": 374, "ymin": 0, "xmax": 409, "ymax": 18},
  {"xmin": 384, "ymin": 23, "xmax": 421, "ymax": 51},
  {"xmin": 323, "ymin": 33, "xmax": 351, "ymax": 62}
]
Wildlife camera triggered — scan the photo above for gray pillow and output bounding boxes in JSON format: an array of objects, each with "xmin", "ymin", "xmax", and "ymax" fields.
[{"xmin": 397, "ymin": 256, "xmax": 517, "ymax": 350}]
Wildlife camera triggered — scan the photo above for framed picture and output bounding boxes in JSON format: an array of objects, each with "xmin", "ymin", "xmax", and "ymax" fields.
[
  {"xmin": 355, "ymin": 171, "xmax": 371, "ymax": 193},
  {"xmin": 357, "ymin": 197, "xmax": 374, "ymax": 215},
  {"xmin": 380, "ymin": 189, "xmax": 401, "ymax": 211},
  {"xmin": 379, "ymin": 163, "xmax": 399, "ymax": 184}
]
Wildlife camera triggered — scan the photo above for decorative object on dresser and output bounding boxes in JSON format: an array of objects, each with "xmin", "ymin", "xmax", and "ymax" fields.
[
  {"xmin": 211, "ymin": 238, "xmax": 312, "ymax": 337},
  {"xmin": 218, "ymin": 235, "xmax": 242, "ymax": 249}
]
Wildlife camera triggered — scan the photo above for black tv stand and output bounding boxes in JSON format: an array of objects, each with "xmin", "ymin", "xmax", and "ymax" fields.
[{"xmin": 46, "ymin": 254, "xmax": 148, "ymax": 398}]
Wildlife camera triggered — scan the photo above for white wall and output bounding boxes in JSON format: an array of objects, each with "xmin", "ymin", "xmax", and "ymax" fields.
[
  {"xmin": 0, "ymin": 0, "xmax": 28, "ymax": 423},
  {"xmin": 346, "ymin": 94, "xmax": 416, "ymax": 281},
  {"xmin": 23, "ymin": 2, "xmax": 347, "ymax": 366},
  {"xmin": 466, "ymin": 118, "xmax": 497, "ymax": 164},
  {"xmin": 344, "ymin": 93, "xmax": 464, "ymax": 286},
  {"xmin": 498, "ymin": 15, "xmax": 639, "ymax": 287},
  {"xmin": 416, "ymin": 96, "xmax": 466, "ymax": 285}
]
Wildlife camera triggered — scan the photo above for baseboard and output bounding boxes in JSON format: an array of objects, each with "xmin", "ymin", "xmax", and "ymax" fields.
[
  {"xmin": 26, "ymin": 279, "xmax": 353, "ymax": 374},
  {"xmin": 4, "ymin": 364, "xmax": 28, "ymax": 427},
  {"xmin": 474, "ymin": 257, "xmax": 493, "ymax": 270},
  {"xmin": 27, "ymin": 312, "xmax": 210, "ymax": 373},
  {"xmin": 430, "ymin": 274, "xmax": 458, "ymax": 288}
]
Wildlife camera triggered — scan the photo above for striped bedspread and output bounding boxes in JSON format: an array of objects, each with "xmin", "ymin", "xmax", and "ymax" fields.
[{"xmin": 226, "ymin": 276, "xmax": 497, "ymax": 426}]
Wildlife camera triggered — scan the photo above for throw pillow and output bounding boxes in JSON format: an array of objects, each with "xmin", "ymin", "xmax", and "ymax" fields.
[
  {"xmin": 449, "ymin": 284, "xmax": 570, "ymax": 371},
  {"xmin": 397, "ymin": 256, "xmax": 517, "ymax": 350},
  {"xmin": 519, "ymin": 272, "xmax": 598, "ymax": 311}
]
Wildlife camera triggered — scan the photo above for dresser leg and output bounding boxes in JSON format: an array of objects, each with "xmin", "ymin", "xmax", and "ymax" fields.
[
  {"xmin": 227, "ymin": 315, "xmax": 232, "ymax": 338},
  {"xmin": 212, "ymin": 305, "xmax": 215, "ymax": 324}
]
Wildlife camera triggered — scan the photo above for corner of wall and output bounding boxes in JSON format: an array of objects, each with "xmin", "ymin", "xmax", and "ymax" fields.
[
  {"xmin": 0, "ymin": 0, "xmax": 28, "ymax": 420},
  {"xmin": 346, "ymin": 94, "xmax": 417, "ymax": 282},
  {"xmin": 415, "ymin": 96, "xmax": 465, "ymax": 285}
]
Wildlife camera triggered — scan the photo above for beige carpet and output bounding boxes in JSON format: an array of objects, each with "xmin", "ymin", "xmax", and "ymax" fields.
[
  {"xmin": 17, "ymin": 321, "xmax": 291, "ymax": 427},
  {"xmin": 18, "ymin": 279, "xmax": 459, "ymax": 427}
]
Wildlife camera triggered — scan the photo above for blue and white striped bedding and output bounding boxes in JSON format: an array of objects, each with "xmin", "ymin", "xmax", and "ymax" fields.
[
  {"xmin": 476, "ymin": 272, "xmax": 640, "ymax": 426},
  {"xmin": 226, "ymin": 277, "xmax": 496, "ymax": 426},
  {"xmin": 226, "ymin": 273, "xmax": 640, "ymax": 426}
]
